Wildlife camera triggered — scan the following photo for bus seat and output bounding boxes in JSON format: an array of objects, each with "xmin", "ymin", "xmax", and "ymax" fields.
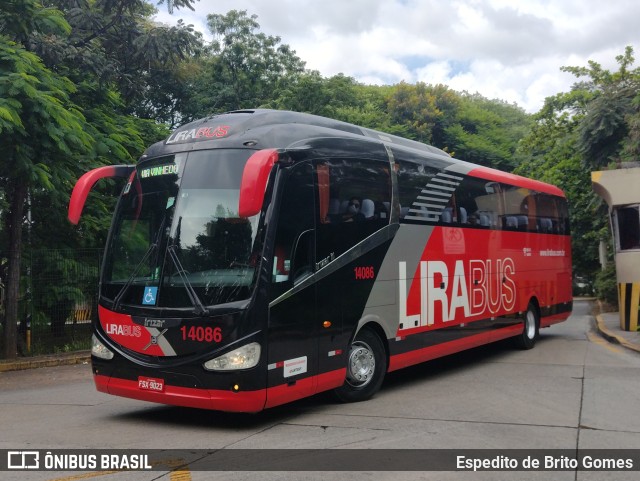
[
  {"xmin": 327, "ymin": 198, "xmax": 341, "ymax": 223},
  {"xmin": 516, "ymin": 215, "xmax": 528, "ymax": 230},
  {"xmin": 376, "ymin": 201, "xmax": 389, "ymax": 219},
  {"xmin": 381, "ymin": 201, "xmax": 391, "ymax": 219},
  {"xmin": 459, "ymin": 207, "xmax": 467, "ymax": 223},
  {"xmin": 361, "ymin": 199, "xmax": 375, "ymax": 219},
  {"xmin": 328, "ymin": 198, "xmax": 340, "ymax": 215},
  {"xmin": 505, "ymin": 216, "xmax": 518, "ymax": 229},
  {"xmin": 441, "ymin": 207, "xmax": 453, "ymax": 223},
  {"xmin": 539, "ymin": 217, "xmax": 553, "ymax": 233}
]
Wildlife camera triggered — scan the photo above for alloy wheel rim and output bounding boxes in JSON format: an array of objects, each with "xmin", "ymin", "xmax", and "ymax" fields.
[
  {"xmin": 346, "ymin": 340, "xmax": 375, "ymax": 387},
  {"xmin": 526, "ymin": 310, "xmax": 536, "ymax": 339}
]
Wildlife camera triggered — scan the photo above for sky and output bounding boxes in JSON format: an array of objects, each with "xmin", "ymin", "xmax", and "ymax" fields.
[{"xmin": 152, "ymin": 0, "xmax": 640, "ymax": 113}]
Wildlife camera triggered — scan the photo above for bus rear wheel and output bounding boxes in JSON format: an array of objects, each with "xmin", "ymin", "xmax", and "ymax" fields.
[
  {"xmin": 334, "ymin": 328, "xmax": 387, "ymax": 403},
  {"xmin": 515, "ymin": 302, "xmax": 539, "ymax": 350}
]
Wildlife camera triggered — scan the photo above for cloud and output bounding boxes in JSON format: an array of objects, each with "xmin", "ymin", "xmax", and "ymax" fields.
[{"xmin": 152, "ymin": 0, "xmax": 640, "ymax": 112}]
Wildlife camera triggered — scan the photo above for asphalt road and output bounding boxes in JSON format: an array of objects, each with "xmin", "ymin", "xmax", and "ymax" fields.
[{"xmin": 1, "ymin": 299, "xmax": 639, "ymax": 480}]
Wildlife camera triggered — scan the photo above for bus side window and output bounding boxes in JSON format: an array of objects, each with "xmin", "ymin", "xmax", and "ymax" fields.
[
  {"xmin": 456, "ymin": 176, "xmax": 499, "ymax": 229},
  {"xmin": 535, "ymin": 193, "xmax": 570, "ymax": 235},
  {"xmin": 291, "ymin": 229, "xmax": 314, "ymax": 282},
  {"xmin": 396, "ymin": 158, "xmax": 440, "ymax": 222},
  {"xmin": 501, "ymin": 184, "xmax": 530, "ymax": 231},
  {"xmin": 316, "ymin": 158, "xmax": 391, "ymax": 263}
]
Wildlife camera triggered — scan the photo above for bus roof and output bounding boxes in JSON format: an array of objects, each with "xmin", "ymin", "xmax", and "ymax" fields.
[
  {"xmin": 468, "ymin": 166, "xmax": 566, "ymax": 198},
  {"xmin": 141, "ymin": 109, "xmax": 564, "ymax": 198},
  {"xmin": 141, "ymin": 109, "xmax": 450, "ymax": 159}
]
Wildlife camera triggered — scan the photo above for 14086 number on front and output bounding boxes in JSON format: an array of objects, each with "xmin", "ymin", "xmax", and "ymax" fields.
[{"xmin": 180, "ymin": 326, "xmax": 222, "ymax": 343}]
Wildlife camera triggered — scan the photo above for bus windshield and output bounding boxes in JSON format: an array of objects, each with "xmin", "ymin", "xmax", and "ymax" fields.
[{"xmin": 101, "ymin": 149, "xmax": 261, "ymax": 309}]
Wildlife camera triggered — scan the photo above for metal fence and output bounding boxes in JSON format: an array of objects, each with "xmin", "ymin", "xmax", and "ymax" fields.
[{"xmin": 0, "ymin": 248, "xmax": 102, "ymax": 358}]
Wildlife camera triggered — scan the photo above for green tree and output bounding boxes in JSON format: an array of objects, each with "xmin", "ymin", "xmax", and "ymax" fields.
[
  {"xmin": 0, "ymin": 0, "xmax": 197, "ymax": 356},
  {"xmin": 385, "ymin": 82, "xmax": 529, "ymax": 169},
  {"xmin": 187, "ymin": 10, "xmax": 306, "ymax": 116},
  {"xmin": 561, "ymin": 46, "xmax": 640, "ymax": 169},
  {"xmin": 156, "ymin": 0, "xmax": 199, "ymax": 14},
  {"xmin": 0, "ymin": 36, "xmax": 92, "ymax": 357},
  {"xmin": 386, "ymin": 81, "xmax": 442, "ymax": 144},
  {"xmin": 268, "ymin": 70, "xmax": 335, "ymax": 115},
  {"xmin": 0, "ymin": 0, "xmax": 70, "ymax": 45},
  {"xmin": 620, "ymin": 93, "xmax": 640, "ymax": 164},
  {"xmin": 33, "ymin": 1, "xmax": 203, "ymax": 126},
  {"xmin": 444, "ymin": 94, "xmax": 529, "ymax": 171},
  {"xmin": 322, "ymin": 78, "xmax": 399, "ymax": 133},
  {"xmin": 269, "ymin": 73, "xmax": 391, "ymax": 128}
]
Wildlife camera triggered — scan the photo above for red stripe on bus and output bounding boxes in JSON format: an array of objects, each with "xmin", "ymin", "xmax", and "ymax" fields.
[
  {"xmin": 95, "ymin": 368, "xmax": 347, "ymax": 413},
  {"xmin": 95, "ymin": 374, "xmax": 267, "ymax": 413},
  {"xmin": 264, "ymin": 369, "xmax": 346, "ymax": 409},
  {"xmin": 316, "ymin": 368, "xmax": 346, "ymax": 392},
  {"xmin": 467, "ymin": 166, "xmax": 565, "ymax": 197},
  {"xmin": 388, "ymin": 324, "xmax": 522, "ymax": 372},
  {"xmin": 540, "ymin": 312, "xmax": 571, "ymax": 328}
]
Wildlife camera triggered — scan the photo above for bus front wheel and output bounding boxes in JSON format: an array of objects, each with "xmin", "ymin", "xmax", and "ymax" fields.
[
  {"xmin": 515, "ymin": 302, "xmax": 539, "ymax": 350},
  {"xmin": 334, "ymin": 327, "xmax": 387, "ymax": 403}
]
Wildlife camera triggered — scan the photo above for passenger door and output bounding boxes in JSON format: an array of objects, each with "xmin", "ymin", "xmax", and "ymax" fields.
[{"xmin": 266, "ymin": 161, "xmax": 318, "ymax": 408}]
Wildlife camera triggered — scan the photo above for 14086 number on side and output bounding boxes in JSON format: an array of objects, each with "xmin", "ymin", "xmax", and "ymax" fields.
[{"xmin": 180, "ymin": 326, "xmax": 222, "ymax": 343}]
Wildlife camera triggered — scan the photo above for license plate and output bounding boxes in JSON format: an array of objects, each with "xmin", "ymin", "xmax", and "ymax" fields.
[{"xmin": 138, "ymin": 376, "xmax": 164, "ymax": 392}]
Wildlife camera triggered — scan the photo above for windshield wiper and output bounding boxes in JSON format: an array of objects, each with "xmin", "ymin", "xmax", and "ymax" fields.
[
  {"xmin": 112, "ymin": 213, "xmax": 169, "ymax": 311},
  {"xmin": 167, "ymin": 244, "xmax": 209, "ymax": 316}
]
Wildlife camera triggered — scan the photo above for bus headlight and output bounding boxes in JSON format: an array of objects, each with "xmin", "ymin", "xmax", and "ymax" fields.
[
  {"xmin": 91, "ymin": 334, "xmax": 114, "ymax": 360},
  {"xmin": 204, "ymin": 342, "xmax": 261, "ymax": 371}
]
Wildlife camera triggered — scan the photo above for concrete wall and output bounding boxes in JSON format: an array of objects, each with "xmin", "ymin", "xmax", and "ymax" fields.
[{"xmin": 592, "ymin": 167, "xmax": 640, "ymax": 331}]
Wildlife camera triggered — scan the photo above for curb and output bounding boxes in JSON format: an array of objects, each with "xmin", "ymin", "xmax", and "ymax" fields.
[
  {"xmin": 0, "ymin": 351, "xmax": 91, "ymax": 373},
  {"xmin": 594, "ymin": 315, "xmax": 640, "ymax": 354}
]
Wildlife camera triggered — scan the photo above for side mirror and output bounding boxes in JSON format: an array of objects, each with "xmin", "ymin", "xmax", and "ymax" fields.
[
  {"xmin": 238, "ymin": 149, "xmax": 279, "ymax": 218},
  {"xmin": 68, "ymin": 165, "xmax": 135, "ymax": 224}
]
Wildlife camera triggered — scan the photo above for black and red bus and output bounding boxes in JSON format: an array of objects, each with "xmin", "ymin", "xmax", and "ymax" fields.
[{"xmin": 69, "ymin": 109, "xmax": 572, "ymax": 412}]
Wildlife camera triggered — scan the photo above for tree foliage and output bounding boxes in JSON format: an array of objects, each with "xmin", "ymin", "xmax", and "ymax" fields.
[
  {"xmin": 515, "ymin": 46, "xmax": 640, "ymax": 291},
  {"xmin": 514, "ymin": 97, "xmax": 604, "ymax": 280},
  {"xmin": 0, "ymin": 33, "xmax": 94, "ymax": 356},
  {"xmin": 0, "ymin": 0, "xmax": 197, "ymax": 357},
  {"xmin": 184, "ymin": 9, "xmax": 306, "ymax": 117},
  {"xmin": 560, "ymin": 46, "xmax": 640, "ymax": 169}
]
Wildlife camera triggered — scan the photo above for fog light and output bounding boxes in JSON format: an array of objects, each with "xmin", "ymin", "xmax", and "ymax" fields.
[{"xmin": 203, "ymin": 342, "xmax": 261, "ymax": 371}]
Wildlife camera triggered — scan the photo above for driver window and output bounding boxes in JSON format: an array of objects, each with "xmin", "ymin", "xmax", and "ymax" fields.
[{"xmin": 271, "ymin": 162, "xmax": 315, "ymax": 298}]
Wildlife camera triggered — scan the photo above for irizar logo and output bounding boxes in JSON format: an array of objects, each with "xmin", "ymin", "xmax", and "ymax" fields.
[{"xmin": 398, "ymin": 258, "xmax": 516, "ymax": 329}]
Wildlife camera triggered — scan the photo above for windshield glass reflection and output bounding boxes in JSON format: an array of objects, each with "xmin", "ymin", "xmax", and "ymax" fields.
[{"xmin": 102, "ymin": 149, "xmax": 261, "ymax": 308}]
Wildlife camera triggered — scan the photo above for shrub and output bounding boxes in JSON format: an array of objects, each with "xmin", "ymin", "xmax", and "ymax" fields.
[{"xmin": 593, "ymin": 263, "xmax": 619, "ymax": 308}]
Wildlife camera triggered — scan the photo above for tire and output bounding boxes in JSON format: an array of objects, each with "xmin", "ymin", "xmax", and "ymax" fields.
[
  {"xmin": 334, "ymin": 327, "xmax": 387, "ymax": 403},
  {"xmin": 514, "ymin": 302, "xmax": 539, "ymax": 350}
]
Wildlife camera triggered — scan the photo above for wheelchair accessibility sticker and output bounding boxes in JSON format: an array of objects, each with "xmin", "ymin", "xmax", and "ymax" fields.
[{"xmin": 142, "ymin": 286, "xmax": 158, "ymax": 305}]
